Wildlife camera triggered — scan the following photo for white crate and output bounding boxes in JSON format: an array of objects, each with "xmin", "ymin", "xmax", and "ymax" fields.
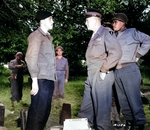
[{"xmin": 63, "ymin": 118, "xmax": 91, "ymax": 130}]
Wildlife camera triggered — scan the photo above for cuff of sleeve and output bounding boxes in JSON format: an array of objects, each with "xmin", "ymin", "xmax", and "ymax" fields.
[
  {"xmin": 100, "ymin": 66, "xmax": 108, "ymax": 73},
  {"xmin": 30, "ymin": 73, "xmax": 38, "ymax": 79}
]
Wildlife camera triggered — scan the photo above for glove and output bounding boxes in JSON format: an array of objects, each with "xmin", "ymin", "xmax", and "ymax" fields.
[
  {"xmin": 31, "ymin": 77, "xmax": 39, "ymax": 96},
  {"xmin": 100, "ymin": 72, "xmax": 106, "ymax": 80}
]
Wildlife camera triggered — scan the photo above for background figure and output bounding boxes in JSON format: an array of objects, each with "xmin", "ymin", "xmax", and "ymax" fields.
[
  {"xmin": 8, "ymin": 52, "xmax": 26, "ymax": 107},
  {"xmin": 78, "ymin": 8, "xmax": 122, "ymax": 130},
  {"xmin": 25, "ymin": 11, "xmax": 56, "ymax": 130},
  {"xmin": 53, "ymin": 46, "xmax": 69, "ymax": 99},
  {"xmin": 112, "ymin": 13, "xmax": 150, "ymax": 130}
]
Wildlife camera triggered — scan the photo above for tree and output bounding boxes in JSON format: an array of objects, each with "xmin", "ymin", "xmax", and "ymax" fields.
[{"xmin": 0, "ymin": 0, "xmax": 150, "ymax": 75}]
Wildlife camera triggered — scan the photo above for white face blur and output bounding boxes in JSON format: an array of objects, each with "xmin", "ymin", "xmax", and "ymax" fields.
[
  {"xmin": 43, "ymin": 16, "xmax": 54, "ymax": 30},
  {"xmin": 85, "ymin": 17, "xmax": 96, "ymax": 31}
]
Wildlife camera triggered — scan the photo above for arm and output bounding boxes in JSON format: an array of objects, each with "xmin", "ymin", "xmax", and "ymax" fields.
[
  {"xmin": 21, "ymin": 60, "xmax": 27, "ymax": 68},
  {"xmin": 133, "ymin": 29, "xmax": 150, "ymax": 59},
  {"xmin": 25, "ymin": 31, "xmax": 41, "ymax": 95},
  {"xmin": 30, "ymin": 77, "xmax": 39, "ymax": 95},
  {"xmin": 16, "ymin": 60, "xmax": 27, "ymax": 69},
  {"xmin": 100, "ymin": 32, "xmax": 122, "ymax": 73},
  {"xmin": 8, "ymin": 60, "xmax": 17, "ymax": 70},
  {"xmin": 65, "ymin": 59, "xmax": 69, "ymax": 83}
]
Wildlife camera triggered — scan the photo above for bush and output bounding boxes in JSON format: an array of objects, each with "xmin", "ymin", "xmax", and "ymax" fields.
[{"xmin": 0, "ymin": 64, "xmax": 11, "ymax": 76}]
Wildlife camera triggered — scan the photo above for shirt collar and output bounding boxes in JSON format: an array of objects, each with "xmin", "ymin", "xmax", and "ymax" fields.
[
  {"xmin": 119, "ymin": 27, "xmax": 126, "ymax": 32},
  {"xmin": 38, "ymin": 27, "xmax": 47, "ymax": 36}
]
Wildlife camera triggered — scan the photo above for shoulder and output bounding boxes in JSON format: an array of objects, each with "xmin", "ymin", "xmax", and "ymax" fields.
[
  {"xmin": 28, "ymin": 28, "xmax": 41, "ymax": 40},
  {"xmin": 62, "ymin": 57, "xmax": 68, "ymax": 63},
  {"xmin": 103, "ymin": 27, "xmax": 114, "ymax": 36},
  {"xmin": 126, "ymin": 28, "xmax": 138, "ymax": 33},
  {"xmin": 10, "ymin": 59, "xmax": 16, "ymax": 62},
  {"xmin": 9, "ymin": 59, "xmax": 16, "ymax": 65},
  {"xmin": 62, "ymin": 57, "xmax": 67, "ymax": 61}
]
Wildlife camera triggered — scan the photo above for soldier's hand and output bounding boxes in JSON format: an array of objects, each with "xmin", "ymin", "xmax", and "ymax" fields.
[
  {"xmin": 31, "ymin": 77, "xmax": 39, "ymax": 96},
  {"xmin": 65, "ymin": 79, "xmax": 68, "ymax": 83}
]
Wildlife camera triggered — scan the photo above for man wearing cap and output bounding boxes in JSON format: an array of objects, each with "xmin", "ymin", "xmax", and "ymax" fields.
[
  {"xmin": 112, "ymin": 13, "xmax": 150, "ymax": 130},
  {"xmin": 78, "ymin": 8, "xmax": 122, "ymax": 130},
  {"xmin": 25, "ymin": 10, "xmax": 56, "ymax": 130},
  {"xmin": 53, "ymin": 46, "xmax": 69, "ymax": 99},
  {"xmin": 9, "ymin": 52, "xmax": 26, "ymax": 106}
]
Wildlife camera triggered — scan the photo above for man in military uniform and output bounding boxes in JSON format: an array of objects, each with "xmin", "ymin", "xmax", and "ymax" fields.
[
  {"xmin": 9, "ymin": 52, "xmax": 26, "ymax": 106},
  {"xmin": 78, "ymin": 8, "xmax": 122, "ymax": 130},
  {"xmin": 112, "ymin": 13, "xmax": 150, "ymax": 130}
]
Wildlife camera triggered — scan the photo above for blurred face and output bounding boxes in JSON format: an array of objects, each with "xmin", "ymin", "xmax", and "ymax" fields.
[
  {"xmin": 56, "ymin": 48, "xmax": 63, "ymax": 56},
  {"xmin": 43, "ymin": 16, "xmax": 54, "ymax": 30},
  {"xmin": 85, "ymin": 17, "xmax": 96, "ymax": 31},
  {"xmin": 112, "ymin": 20, "xmax": 125, "ymax": 31},
  {"xmin": 16, "ymin": 55, "xmax": 22, "ymax": 61}
]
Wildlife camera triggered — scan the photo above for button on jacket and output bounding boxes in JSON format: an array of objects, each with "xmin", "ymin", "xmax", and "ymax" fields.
[{"xmin": 25, "ymin": 27, "xmax": 56, "ymax": 81}]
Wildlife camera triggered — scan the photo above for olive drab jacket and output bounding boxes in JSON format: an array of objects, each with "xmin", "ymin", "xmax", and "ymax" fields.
[
  {"xmin": 86, "ymin": 25, "xmax": 122, "ymax": 73},
  {"xmin": 116, "ymin": 28, "xmax": 150, "ymax": 69},
  {"xmin": 25, "ymin": 27, "xmax": 56, "ymax": 81}
]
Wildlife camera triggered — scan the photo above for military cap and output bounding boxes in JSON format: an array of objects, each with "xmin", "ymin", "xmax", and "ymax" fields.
[
  {"xmin": 55, "ymin": 46, "xmax": 64, "ymax": 52},
  {"xmin": 113, "ymin": 13, "xmax": 128, "ymax": 24},
  {"xmin": 35, "ymin": 10, "xmax": 52, "ymax": 23},
  {"xmin": 16, "ymin": 52, "xmax": 23, "ymax": 56},
  {"xmin": 86, "ymin": 8, "xmax": 102, "ymax": 18}
]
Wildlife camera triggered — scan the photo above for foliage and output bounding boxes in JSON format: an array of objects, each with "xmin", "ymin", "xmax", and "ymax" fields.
[
  {"xmin": 0, "ymin": 0, "xmax": 150, "ymax": 73},
  {"xmin": 0, "ymin": 64, "xmax": 11, "ymax": 76}
]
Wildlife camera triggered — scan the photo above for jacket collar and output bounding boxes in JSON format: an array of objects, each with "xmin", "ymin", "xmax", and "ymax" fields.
[
  {"xmin": 117, "ymin": 27, "xmax": 127, "ymax": 37},
  {"xmin": 38, "ymin": 27, "xmax": 53, "ymax": 41},
  {"xmin": 38, "ymin": 27, "xmax": 47, "ymax": 36},
  {"xmin": 91, "ymin": 25, "xmax": 104, "ymax": 41}
]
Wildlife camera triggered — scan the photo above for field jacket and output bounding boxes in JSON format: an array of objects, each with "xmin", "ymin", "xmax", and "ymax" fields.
[
  {"xmin": 86, "ymin": 25, "xmax": 122, "ymax": 73},
  {"xmin": 25, "ymin": 27, "xmax": 56, "ymax": 81},
  {"xmin": 116, "ymin": 28, "xmax": 150, "ymax": 69}
]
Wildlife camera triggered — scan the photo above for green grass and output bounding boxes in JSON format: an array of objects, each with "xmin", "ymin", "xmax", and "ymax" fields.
[{"xmin": 0, "ymin": 67, "xmax": 150, "ymax": 130}]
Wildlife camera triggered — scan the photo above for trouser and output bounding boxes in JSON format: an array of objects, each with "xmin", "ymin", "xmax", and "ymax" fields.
[
  {"xmin": 11, "ymin": 78, "xmax": 20, "ymax": 102},
  {"xmin": 79, "ymin": 69, "xmax": 114, "ymax": 130},
  {"xmin": 26, "ymin": 79, "xmax": 54, "ymax": 130},
  {"xmin": 114, "ymin": 63, "xmax": 146, "ymax": 125},
  {"xmin": 10, "ymin": 74, "xmax": 23, "ymax": 102},
  {"xmin": 53, "ymin": 71, "xmax": 65, "ymax": 98},
  {"xmin": 17, "ymin": 74, "xmax": 23, "ymax": 100}
]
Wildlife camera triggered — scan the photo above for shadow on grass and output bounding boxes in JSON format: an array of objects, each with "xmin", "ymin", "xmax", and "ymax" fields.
[
  {"xmin": 15, "ymin": 118, "xmax": 21, "ymax": 128},
  {"xmin": 21, "ymin": 102, "xmax": 30, "ymax": 107}
]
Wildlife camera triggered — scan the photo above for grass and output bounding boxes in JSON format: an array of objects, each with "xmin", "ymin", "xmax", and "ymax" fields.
[{"xmin": 0, "ymin": 67, "xmax": 150, "ymax": 130}]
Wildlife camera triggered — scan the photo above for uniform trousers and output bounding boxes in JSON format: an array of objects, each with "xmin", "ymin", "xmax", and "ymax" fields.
[
  {"xmin": 53, "ymin": 70, "xmax": 65, "ymax": 98},
  {"xmin": 79, "ymin": 68, "xmax": 114, "ymax": 130},
  {"xmin": 26, "ymin": 79, "xmax": 54, "ymax": 130},
  {"xmin": 114, "ymin": 63, "xmax": 146, "ymax": 125}
]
